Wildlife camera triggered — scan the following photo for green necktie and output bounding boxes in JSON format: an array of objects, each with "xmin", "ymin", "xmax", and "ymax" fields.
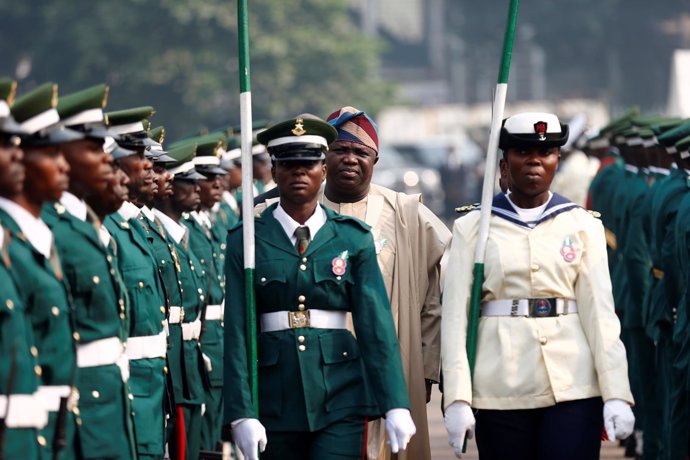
[{"xmin": 294, "ymin": 226, "xmax": 310, "ymax": 255}]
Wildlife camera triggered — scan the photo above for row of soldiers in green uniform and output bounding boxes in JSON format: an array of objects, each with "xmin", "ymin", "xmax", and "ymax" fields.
[
  {"xmin": 585, "ymin": 109, "xmax": 690, "ymax": 460},
  {"xmin": 0, "ymin": 78, "xmax": 252, "ymax": 459}
]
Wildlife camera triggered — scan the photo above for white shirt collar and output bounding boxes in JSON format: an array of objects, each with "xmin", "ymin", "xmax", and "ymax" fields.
[
  {"xmin": 0, "ymin": 197, "xmax": 53, "ymax": 259},
  {"xmin": 99, "ymin": 224, "xmax": 111, "ymax": 248},
  {"xmin": 273, "ymin": 203, "xmax": 326, "ymax": 245},
  {"xmin": 223, "ymin": 190, "xmax": 238, "ymax": 209},
  {"xmin": 140, "ymin": 205, "xmax": 155, "ymax": 222},
  {"xmin": 153, "ymin": 208, "xmax": 187, "ymax": 244},
  {"xmin": 118, "ymin": 201, "xmax": 142, "ymax": 221},
  {"xmin": 507, "ymin": 192, "xmax": 552, "ymax": 228},
  {"xmin": 190, "ymin": 210, "xmax": 207, "ymax": 228},
  {"xmin": 60, "ymin": 191, "xmax": 88, "ymax": 221},
  {"xmin": 0, "ymin": 224, "xmax": 4, "ymax": 249}
]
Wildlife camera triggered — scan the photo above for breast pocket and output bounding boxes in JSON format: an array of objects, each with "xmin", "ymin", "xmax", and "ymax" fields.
[
  {"xmin": 257, "ymin": 334, "xmax": 282, "ymax": 418},
  {"xmin": 313, "ymin": 257, "xmax": 354, "ymax": 307},
  {"xmin": 68, "ymin": 262, "xmax": 108, "ymax": 318},
  {"xmin": 319, "ymin": 330, "xmax": 368, "ymax": 412}
]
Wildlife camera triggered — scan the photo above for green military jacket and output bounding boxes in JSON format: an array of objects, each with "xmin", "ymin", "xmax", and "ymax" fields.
[
  {"xmin": 105, "ymin": 210, "xmax": 167, "ymax": 456},
  {"xmin": 223, "ymin": 204, "xmax": 409, "ymax": 432},
  {"xmin": 182, "ymin": 213, "xmax": 224, "ymax": 388},
  {"xmin": 0, "ymin": 226, "xmax": 40, "ymax": 460},
  {"xmin": 0, "ymin": 210, "xmax": 78, "ymax": 460},
  {"xmin": 42, "ymin": 202, "xmax": 135, "ymax": 460}
]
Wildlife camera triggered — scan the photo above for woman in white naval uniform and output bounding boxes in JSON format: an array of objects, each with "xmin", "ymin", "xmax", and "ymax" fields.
[{"xmin": 441, "ymin": 112, "xmax": 635, "ymax": 460}]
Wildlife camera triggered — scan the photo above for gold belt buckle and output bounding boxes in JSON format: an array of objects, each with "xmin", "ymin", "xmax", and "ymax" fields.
[
  {"xmin": 288, "ymin": 310, "xmax": 310, "ymax": 329},
  {"xmin": 180, "ymin": 307, "xmax": 185, "ymax": 323}
]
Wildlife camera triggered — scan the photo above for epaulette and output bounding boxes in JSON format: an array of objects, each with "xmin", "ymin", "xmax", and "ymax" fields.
[
  {"xmin": 587, "ymin": 210, "xmax": 601, "ymax": 219},
  {"xmin": 455, "ymin": 203, "xmax": 479, "ymax": 214}
]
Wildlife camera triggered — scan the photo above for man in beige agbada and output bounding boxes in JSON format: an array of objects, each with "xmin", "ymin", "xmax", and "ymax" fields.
[{"xmin": 323, "ymin": 107, "xmax": 451, "ymax": 460}]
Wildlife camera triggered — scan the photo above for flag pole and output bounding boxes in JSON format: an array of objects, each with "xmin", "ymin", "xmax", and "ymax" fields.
[
  {"xmin": 226, "ymin": 1, "xmax": 258, "ymax": 459},
  {"xmin": 463, "ymin": 0, "xmax": 519, "ymax": 452}
]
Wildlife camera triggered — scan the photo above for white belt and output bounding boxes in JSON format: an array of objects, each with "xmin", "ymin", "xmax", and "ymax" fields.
[
  {"xmin": 182, "ymin": 319, "xmax": 202, "ymax": 341},
  {"xmin": 0, "ymin": 393, "xmax": 49, "ymax": 428},
  {"xmin": 168, "ymin": 306, "xmax": 184, "ymax": 324},
  {"xmin": 205, "ymin": 304, "xmax": 224, "ymax": 321},
  {"xmin": 126, "ymin": 330, "xmax": 167, "ymax": 360},
  {"xmin": 482, "ymin": 298, "xmax": 578, "ymax": 317},
  {"xmin": 76, "ymin": 336, "xmax": 129, "ymax": 382},
  {"xmin": 260, "ymin": 310, "xmax": 348, "ymax": 332},
  {"xmin": 36, "ymin": 385, "xmax": 73, "ymax": 412}
]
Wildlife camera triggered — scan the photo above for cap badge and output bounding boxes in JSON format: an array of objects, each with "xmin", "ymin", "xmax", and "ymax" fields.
[
  {"xmin": 292, "ymin": 118, "xmax": 306, "ymax": 136},
  {"xmin": 534, "ymin": 121, "xmax": 547, "ymax": 141}
]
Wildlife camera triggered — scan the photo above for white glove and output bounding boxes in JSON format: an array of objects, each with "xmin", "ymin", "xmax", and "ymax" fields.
[
  {"xmin": 385, "ymin": 408, "xmax": 416, "ymax": 453},
  {"xmin": 231, "ymin": 418, "xmax": 267, "ymax": 460},
  {"xmin": 444, "ymin": 401, "xmax": 476, "ymax": 458},
  {"xmin": 603, "ymin": 399, "xmax": 635, "ymax": 441},
  {"xmin": 202, "ymin": 352, "xmax": 213, "ymax": 372}
]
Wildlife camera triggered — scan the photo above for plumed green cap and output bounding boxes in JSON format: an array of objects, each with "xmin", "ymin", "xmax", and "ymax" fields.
[
  {"xmin": 149, "ymin": 126, "xmax": 165, "ymax": 144},
  {"xmin": 106, "ymin": 106, "xmax": 154, "ymax": 132},
  {"xmin": 257, "ymin": 114, "xmax": 335, "ymax": 162},
  {"xmin": 11, "ymin": 82, "xmax": 58, "ymax": 124}
]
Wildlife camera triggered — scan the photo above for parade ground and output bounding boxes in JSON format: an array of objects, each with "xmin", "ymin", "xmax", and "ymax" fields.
[{"xmin": 427, "ymin": 388, "xmax": 629, "ymax": 459}]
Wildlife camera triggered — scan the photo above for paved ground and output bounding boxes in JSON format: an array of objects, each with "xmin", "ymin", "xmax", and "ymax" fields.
[{"xmin": 426, "ymin": 388, "xmax": 628, "ymax": 459}]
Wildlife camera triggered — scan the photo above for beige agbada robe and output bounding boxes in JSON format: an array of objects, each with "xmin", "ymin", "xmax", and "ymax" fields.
[{"xmin": 323, "ymin": 183, "xmax": 451, "ymax": 460}]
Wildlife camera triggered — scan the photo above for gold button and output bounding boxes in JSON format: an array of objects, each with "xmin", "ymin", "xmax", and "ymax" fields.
[
  {"xmin": 299, "ymin": 264, "xmax": 307, "ymax": 271},
  {"xmin": 92, "ymin": 390, "xmax": 100, "ymax": 399},
  {"xmin": 5, "ymin": 299, "xmax": 13, "ymax": 310},
  {"xmin": 164, "ymin": 366, "xmax": 169, "ymax": 374},
  {"xmin": 106, "ymin": 255, "xmax": 112, "ymax": 262},
  {"xmin": 128, "ymin": 393, "xmax": 134, "ymax": 401},
  {"xmin": 336, "ymin": 276, "xmax": 342, "ymax": 281},
  {"xmin": 92, "ymin": 275, "xmax": 100, "ymax": 284},
  {"xmin": 260, "ymin": 277, "xmax": 267, "ymax": 282},
  {"xmin": 190, "ymin": 265, "xmax": 195, "ymax": 271},
  {"xmin": 37, "ymin": 435, "xmax": 47, "ymax": 447},
  {"xmin": 298, "ymin": 295, "xmax": 306, "ymax": 302},
  {"xmin": 73, "ymin": 332, "xmax": 80, "ymax": 341},
  {"xmin": 342, "ymin": 351, "xmax": 348, "ymax": 357},
  {"xmin": 200, "ymin": 258, "xmax": 205, "ymax": 264},
  {"xmin": 531, "ymin": 264, "xmax": 540, "ymax": 272},
  {"xmin": 110, "ymin": 269, "xmax": 115, "ymax": 276},
  {"xmin": 221, "ymin": 243, "xmax": 226, "ymax": 250},
  {"xmin": 197, "ymin": 288, "xmax": 203, "ymax": 294},
  {"xmin": 302, "ymin": 257, "xmax": 307, "ymax": 263},
  {"xmin": 162, "ymin": 320, "xmax": 167, "ymax": 327},
  {"xmin": 119, "ymin": 299, "xmax": 125, "ymax": 307},
  {"xmin": 298, "ymin": 345, "xmax": 306, "ymax": 352},
  {"xmin": 138, "ymin": 281, "xmax": 145, "ymax": 288},
  {"xmin": 30, "ymin": 346, "xmax": 38, "ymax": 357},
  {"xmin": 298, "ymin": 304, "xmax": 305, "ymax": 311},
  {"xmin": 76, "ymin": 417, "xmax": 82, "ymax": 426},
  {"xmin": 539, "ymin": 337, "xmax": 547, "ymax": 345},
  {"xmin": 160, "ymin": 306, "xmax": 166, "ymax": 313},
  {"xmin": 200, "ymin": 295, "xmax": 205, "ymax": 301},
  {"xmin": 34, "ymin": 365, "xmax": 42, "ymax": 376},
  {"xmin": 120, "ymin": 313, "xmax": 125, "ymax": 320},
  {"xmin": 51, "ymin": 306, "xmax": 60, "ymax": 316},
  {"xmin": 298, "ymin": 336, "xmax": 305, "ymax": 343},
  {"xmin": 72, "ymin": 407, "xmax": 80, "ymax": 416}
]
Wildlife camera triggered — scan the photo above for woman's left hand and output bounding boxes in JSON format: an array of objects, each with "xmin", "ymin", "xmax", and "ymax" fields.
[{"xmin": 603, "ymin": 399, "xmax": 635, "ymax": 441}]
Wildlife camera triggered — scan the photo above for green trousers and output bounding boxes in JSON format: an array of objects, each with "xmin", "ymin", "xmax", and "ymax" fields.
[
  {"xmin": 262, "ymin": 417, "xmax": 366, "ymax": 460},
  {"xmin": 168, "ymin": 404, "xmax": 202, "ymax": 460}
]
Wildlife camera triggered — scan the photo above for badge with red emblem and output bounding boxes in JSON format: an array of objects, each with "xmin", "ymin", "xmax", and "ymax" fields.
[
  {"xmin": 560, "ymin": 237, "xmax": 576, "ymax": 263},
  {"xmin": 332, "ymin": 250, "xmax": 349, "ymax": 276},
  {"xmin": 534, "ymin": 121, "xmax": 547, "ymax": 141}
]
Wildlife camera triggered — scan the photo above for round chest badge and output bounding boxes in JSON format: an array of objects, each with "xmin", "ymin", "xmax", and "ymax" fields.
[
  {"xmin": 332, "ymin": 257, "xmax": 347, "ymax": 276},
  {"xmin": 534, "ymin": 299, "xmax": 552, "ymax": 317},
  {"xmin": 560, "ymin": 237, "xmax": 576, "ymax": 263}
]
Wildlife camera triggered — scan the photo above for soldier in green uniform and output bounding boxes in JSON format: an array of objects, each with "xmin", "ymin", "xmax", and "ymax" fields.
[
  {"xmin": 152, "ymin": 144, "xmax": 207, "ymax": 460},
  {"xmin": 39, "ymin": 83, "xmax": 136, "ymax": 459},
  {"xmin": 223, "ymin": 115, "xmax": 414, "ymax": 460},
  {"xmin": 216, "ymin": 138, "xmax": 241, "ymax": 231},
  {"xmin": 0, "ymin": 78, "xmax": 47, "ymax": 460},
  {"xmin": 103, "ymin": 107, "xmax": 171, "ymax": 460},
  {"xmin": 173, "ymin": 133, "xmax": 228, "ymax": 452},
  {"xmin": 0, "ymin": 81, "xmax": 85, "ymax": 460}
]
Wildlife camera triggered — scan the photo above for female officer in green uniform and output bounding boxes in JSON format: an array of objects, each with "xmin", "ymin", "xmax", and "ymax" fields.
[{"xmin": 223, "ymin": 115, "xmax": 415, "ymax": 460}]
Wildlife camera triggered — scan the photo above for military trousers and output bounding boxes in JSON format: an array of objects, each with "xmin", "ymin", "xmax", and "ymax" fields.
[
  {"xmin": 262, "ymin": 416, "xmax": 366, "ymax": 460},
  {"xmin": 474, "ymin": 397, "xmax": 603, "ymax": 460}
]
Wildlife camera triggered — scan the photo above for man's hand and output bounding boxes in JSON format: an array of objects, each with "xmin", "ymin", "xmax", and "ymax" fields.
[
  {"xmin": 385, "ymin": 408, "xmax": 416, "ymax": 453},
  {"xmin": 603, "ymin": 399, "xmax": 635, "ymax": 441}
]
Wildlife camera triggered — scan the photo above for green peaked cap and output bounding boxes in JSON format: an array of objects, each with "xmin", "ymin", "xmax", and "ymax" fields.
[
  {"xmin": 676, "ymin": 134, "xmax": 690, "ymax": 152},
  {"xmin": 657, "ymin": 120, "xmax": 690, "ymax": 147},
  {"xmin": 11, "ymin": 82, "xmax": 58, "ymax": 124},
  {"xmin": 106, "ymin": 106, "xmax": 154, "ymax": 128},
  {"xmin": 600, "ymin": 107, "xmax": 640, "ymax": 135},
  {"xmin": 257, "ymin": 114, "xmax": 336, "ymax": 146},
  {"xmin": 57, "ymin": 84, "xmax": 109, "ymax": 120},
  {"xmin": 0, "ymin": 79, "xmax": 17, "ymax": 105},
  {"xmin": 148, "ymin": 126, "xmax": 165, "ymax": 144},
  {"xmin": 649, "ymin": 118, "xmax": 688, "ymax": 136},
  {"xmin": 166, "ymin": 142, "xmax": 197, "ymax": 166}
]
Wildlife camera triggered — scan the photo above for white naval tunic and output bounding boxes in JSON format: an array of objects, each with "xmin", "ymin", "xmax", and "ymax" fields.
[{"xmin": 441, "ymin": 192, "xmax": 633, "ymax": 410}]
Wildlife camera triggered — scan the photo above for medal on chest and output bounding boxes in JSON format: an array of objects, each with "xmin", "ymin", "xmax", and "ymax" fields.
[
  {"xmin": 332, "ymin": 250, "xmax": 349, "ymax": 276},
  {"xmin": 560, "ymin": 236, "xmax": 576, "ymax": 263}
]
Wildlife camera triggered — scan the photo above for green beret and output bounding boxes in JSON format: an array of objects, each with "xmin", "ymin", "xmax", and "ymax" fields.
[
  {"xmin": 0, "ymin": 79, "xmax": 17, "ymax": 105},
  {"xmin": 257, "ymin": 114, "xmax": 336, "ymax": 161},
  {"xmin": 57, "ymin": 84, "xmax": 109, "ymax": 122},
  {"xmin": 11, "ymin": 82, "xmax": 58, "ymax": 126},
  {"xmin": 657, "ymin": 120, "xmax": 690, "ymax": 147}
]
